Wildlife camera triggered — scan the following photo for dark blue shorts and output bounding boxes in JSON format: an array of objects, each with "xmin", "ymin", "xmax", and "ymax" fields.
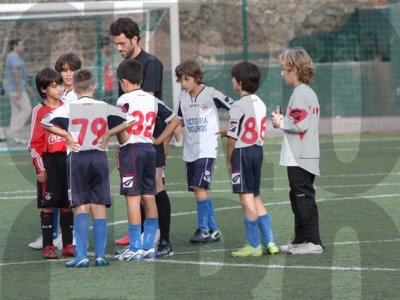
[
  {"xmin": 119, "ymin": 143, "xmax": 156, "ymax": 196},
  {"xmin": 37, "ymin": 152, "xmax": 69, "ymax": 209},
  {"xmin": 67, "ymin": 150, "xmax": 111, "ymax": 208},
  {"xmin": 231, "ymin": 145, "xmax": 263, "ymax": 196},
  {"xmin": 186, "ymin": 158, "xmax": 215, "ymax": 192}
]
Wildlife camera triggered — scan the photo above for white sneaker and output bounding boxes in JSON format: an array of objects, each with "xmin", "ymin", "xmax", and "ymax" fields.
[
  {"xmin": 28, "ymin": 234, "xmax": 63, "ymax": 250},
  {"xmin": 280, "ymin": 243, "xmax": 305, "ymax": 253},
  {"xmin": 28, "ymin": 236, "xmax": 44, "ymax": 249},
  {"xmin": 290, "ymin": 242, "xmax": 323, "ymax": 255}
]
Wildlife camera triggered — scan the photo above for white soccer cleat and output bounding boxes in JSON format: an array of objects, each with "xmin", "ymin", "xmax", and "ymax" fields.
[
  {"xmin": 53, "ymin": 235, "xmax": 63, "ymax": 250},
  {"xmin": 28, "ymin": 236, "xmax": 43, "ymax": 250},
  {"xmin": 289, "ymin": 242, "xmax": 323, "ymax": 255}
]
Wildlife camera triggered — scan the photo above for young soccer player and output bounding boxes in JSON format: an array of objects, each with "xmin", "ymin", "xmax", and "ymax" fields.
[
  {"xmin": 29, "ymin": 52, "xmax": 82, "ymax": 251},
  {"xmin": 226, "ymin": 61, "xmax": 279, "ymax": 257},
  {"xmin": 114, "ymin": 59, "xmax": 179, "ymax": 261},
  {"xmin": 55, "ymin": 52, "xmax": 81, "ymax": 103},
  {"xmin": 174, "ymin": 60, "xmax": 233, "ymax": 243},
  {"xmin": 271, "ymin": 47, "xmax": 323, "ymax": 254},
  {"xmin": 41, "ymin": 69, "xmax": 130, "ymax": 267},
  {"xmin": 28, "ymin": 68, "xmax": 75, "ymax": 259}
]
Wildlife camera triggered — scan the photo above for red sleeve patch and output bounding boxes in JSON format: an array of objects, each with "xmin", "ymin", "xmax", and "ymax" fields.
[{"xmin": 289, "ymin": 108, "xmax": 308, "ymax": 124}]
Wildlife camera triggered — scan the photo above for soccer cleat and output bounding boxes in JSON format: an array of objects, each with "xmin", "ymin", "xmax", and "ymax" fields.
[
  {"xmin": 156, "ymin": 239, "xmax": 174, "ymax": 257},
  {"xmin": 115, "ymin": 234, "xmax": 129, "ymax": 246},
  {"xmin": 62, "ymin": 244, "xmax": 76, "ymax": 257},
  {"xmin": 209, "ymin": 229, "xmax": 222, "ymax": 242},
  {"xmin": 231, "ymin": 244, "xmax": 262, "ymax": 257},
  {"xmin": 143, "ymin": 248, "xmax": 156, "ymax": 260},
  {"xmin": 266, "ymin": 242, "xmax": 280, "ymax": 255},
  {"xmin": 289, "ymin": 242, "xmax": 323, "ymax": 255},
  {"xmin": 190, "ymin": 229, "xmax": 211, "ymax": 243},
  {"xmin": 42, "ymin": 245, "xmax": 58, "ymax": 259},
  {"xmin": 95, "ymin": 256, "xmax": 109, "ymax": 267},
  {"xmin": 65, "ymin": 257, "xmax": 90, "ymax": 268},
  {"xmin": 116, "ymin": 248, "xmax": 143, "ymax": 261},
  {"xmin": 280, "ymin": 243, "xmax": 305, "ymax": 253},
  {"xmin": 115, "ymin": 245, "xmax": 130, "ymax": 256}
]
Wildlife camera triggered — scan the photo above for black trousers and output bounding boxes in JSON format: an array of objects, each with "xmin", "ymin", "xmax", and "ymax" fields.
[{"xmin": 287, "ymin": 166, "xmax": 322, "ymax": 245}]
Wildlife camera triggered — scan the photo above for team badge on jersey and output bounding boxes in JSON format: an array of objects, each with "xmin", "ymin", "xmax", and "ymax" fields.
[
  {"xmin": 122, "ymin": 176, "xmax": 134, "ymax": 188},
  {"xmin": 231, "ymin": 171, "xmax": 241, "ymax": 185},
  {"xmin": 44, "ymin": 192, "xmax": 52, "ymax": 201},
  {"xmin": 201, "ymin": 105, "xmax": 208, "ymax": 111}
]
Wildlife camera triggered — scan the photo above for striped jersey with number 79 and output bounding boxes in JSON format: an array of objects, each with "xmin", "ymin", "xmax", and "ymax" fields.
[
  {"xmin": 226, "ymin": 94, "xmax": 267, "ymax": 148},
  {"xmin": 41, "ymin": 97, "xmax": 128, "ymax": 152}
]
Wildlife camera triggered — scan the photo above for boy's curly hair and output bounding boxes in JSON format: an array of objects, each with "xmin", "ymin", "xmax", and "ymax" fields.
[{"xmin": 278, "ymin": 47, "xmax": 315, "ymax": 85}]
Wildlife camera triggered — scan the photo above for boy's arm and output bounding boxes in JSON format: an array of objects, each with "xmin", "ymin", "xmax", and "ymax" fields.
[
  {"xmin": 28, "ymin": 110, "xmax": 47, "ymax": 182},
  {"xmin": 226, "ymin": 137, "xmax": 236, "ymax": 174},
  {"xmin": 152, "ymin": 116, "xmax": 180, "ymax": 146},
  {"xmin": 278, "ymin": 96, "xmax": 311, "ymax": 133},
  {"xmin": 100, "ymin": 122, "xmax": 132, "ymax": 149},
  {"xmin": 212, "ymin": 87, "xmax": 234, "ymax": 110},
  {"xmin": 42, "ymin": 125, "xmax": 79, "ymax": 152}
]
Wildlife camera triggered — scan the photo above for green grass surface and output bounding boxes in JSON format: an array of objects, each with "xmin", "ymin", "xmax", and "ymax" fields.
[{"xmin": 0, "ymin": 132, "xmax": 399, "ymax": 299}]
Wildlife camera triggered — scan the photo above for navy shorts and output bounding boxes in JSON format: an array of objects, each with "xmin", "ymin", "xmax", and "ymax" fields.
[
  {"xmin": 186, "ymin": 158, "xmax": 215, "ymax": 192},
  {"xmin": 231, "ymin": 145, "xmax": 263, "ymax": 196},
  {"xmin": 37, "ymin": 152, "xmax": 69, "ymax": 209},
  {"xmin": 153, "ymin": 117, "xmax": 166, "ymax": 168},
  {"xmin": 67, "ymin": 150, "xmax": 111, "ymax": 208},
  {"xmin": 119, "ymin": 143, "xmax": 156, "ymax": 196}
]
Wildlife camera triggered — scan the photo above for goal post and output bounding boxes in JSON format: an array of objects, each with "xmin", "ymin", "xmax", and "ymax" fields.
[{"xmin": 0, "ymin": 0, "xmax": 181, "ymax": 110}]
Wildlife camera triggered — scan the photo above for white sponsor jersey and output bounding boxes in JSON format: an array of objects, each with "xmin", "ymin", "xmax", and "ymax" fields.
[
  {"xmin": 117, "ymin": 89, "xmax": 175, "ymax": 146},
  {"xmin": 227, "ymin": 94, "xmax": 267, "ymax": 148},
  {"xmin": 178, "ymin": 85, "xmax": 233, "ymax": 162},
  {"xmin": 61, "ymin": 89, "xmax": 78, "ymax": 103},
  {"xmin": 41, "ymin": 97, "xmax": 127, "ymax": 153}
]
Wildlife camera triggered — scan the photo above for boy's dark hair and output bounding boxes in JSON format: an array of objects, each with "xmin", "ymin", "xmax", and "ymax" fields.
[
  {"xmin": 9, "ymin": 39, "xmax": 21, "ymax": 51},
  {"xmin": 110, "ymin": 17, "xmax": 141, "ymax": 43},
  {"xmin": 73, "ymin": 69, "xmax": 95, "ymax": 94},
  {"xmin": 35, "ymin": 68, "xmax": 63, "ymax": 99},
  {"xmin": 117, "ymin": 59, "xmax": 143, "ymax": 84},
  {"xmin": 231, "ymin": 61, "xmax": 260, "ymax": 94},
  {"xmin": 55, "ymin": 53, "xmax": 82, "ymax": 72},
  {"xmin": 175, "ymin": 60, "xmax": 204, "ymax": 84}
]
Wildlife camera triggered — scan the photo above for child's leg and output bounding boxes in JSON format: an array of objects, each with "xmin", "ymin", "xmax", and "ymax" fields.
[
  {"xmin": 142, "ymin": 195, "xmax": 159, "ymax": 251},
  {"xmin": 73, "ymin": 205, "xmax": 90, "ymax": 259},
  {"xmin": 126, "ymin": 195, "xmax": 143, "ymax": 251},
  {"xmin": 52, "ymin": 208, "xmax": 59, "ymax": 239},
  {"xmin": 240, "ymin": 193, "xmax": 259, "ymax": 248},
  {"xmin": 41, "ymin": 208, "xmax": 55, "ymax": 247},
  {"xmin": 255, "ymin": 196, "xmax": 275, "ymax": 245},
  {"xmin": 91, "ymin": 204, "xmax": 107, "ymax": 258},
  {"xmin": 194, "ymin": 188, "xmax": 209, "ymax": 232},
  {"xmin": 59, "ymin": 208, "xmax": 74, "ymax": 247}
]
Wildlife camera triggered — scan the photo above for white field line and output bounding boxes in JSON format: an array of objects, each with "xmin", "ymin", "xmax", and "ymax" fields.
[{"xmin": 1, "ymin": 238, "xmax": 400, "ymax": 271}]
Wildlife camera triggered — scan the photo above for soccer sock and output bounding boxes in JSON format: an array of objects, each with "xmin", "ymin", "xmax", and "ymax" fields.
[
  {"xmin": 140, "ymin": 204, "xmax": 145, "ymax": 232},
  {"xmin": 244, "ymin": 217, "xmax": 260, "ymax": 248},
  {"xmin": 41, "ymin": 211, "xmax": 54, "ymax": 247},
  {"xmin": 156, "ymin": 190, "xmax": 171, "ymax": 242},
  {"xmin": 93, "ymin": 219, "xmax": 107, "ymax": 258},
  {"xmin": 143, "ymin": 218, "xmax": 159, "ymax": 250},
  {"xmin": 74, "ymin": 213, "xmax": 89, "ymax": 259},
  {"xmin": 205, "ymin": 199, "xmax": 218, "ymax": 231},
  {"xmin": 258, "ymin": 214, "xmax": 275, "ymax": 245},
  {"xmin": 52, "ymin": 208, "xmax": 59, "ymax": 239},
  {"xmin": 60, "ymin": 210, "xmax": 74, "ymax": 247},
  {"xmin": 128, "ymin": 224, "xmax": 142, "ymax": 251},
  {"xmin": 196, "ymin": 200, "xmax": 209, "ymax": 232}
]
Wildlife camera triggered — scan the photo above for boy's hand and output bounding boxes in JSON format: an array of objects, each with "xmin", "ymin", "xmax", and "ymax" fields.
[
  {"xmin": 65, "ymin": 134, "xmax": 79, "ymax": 152},
  {"xmin": 36, "ymin": 171, "xmax": 47, "ymax": 183},
  {"xmin": 173, "ymin": 124, "xmax": 182, "ymax": 142},
  {"xmin": 271, "ymin": 112, "xmax": 283, "ymax": 128},
  {"xmin": 99, "ymin": 132, "xmax": 111, "ymax": 150},
  {"xmin": 216, "ymin": 129, "xmax": 227, "ymax": 137},
  {"xmin": 151, "ymin": 136, "xmax": 161, "ymax": 146}
]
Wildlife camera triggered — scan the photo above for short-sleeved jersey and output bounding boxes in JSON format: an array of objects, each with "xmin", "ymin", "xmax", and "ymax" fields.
[
  {"xmin": 279, "ymin": 83, "xmax": 320, "ymax": 175},
  {"xmin": 41, "ymin": 97, "xmax": 127, "ymax": 153},
  {"xmin": 61, "ymin": 89, "xmax": 78, "ymax": 104},
  {"xmin": 177, "ymin": 85, "xmax": 233, "ymax": 162},
  {"xmin": 117, "ymin": 89, "xmax": 175, "ymax": 146},
  {"xmin": 226, "ymin": 94, "xmax": 267, "ymax": 149},
  {"xmin": 28, "ymin": 102, "xmax": 67, "ymax": 173},
  {"xmin": 5, "ymin": 52, "xmax": 27, "ymax": 93},
  {"xmin": 118, "ymin": 50, "xmax": 163, "ymax": 99}
]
